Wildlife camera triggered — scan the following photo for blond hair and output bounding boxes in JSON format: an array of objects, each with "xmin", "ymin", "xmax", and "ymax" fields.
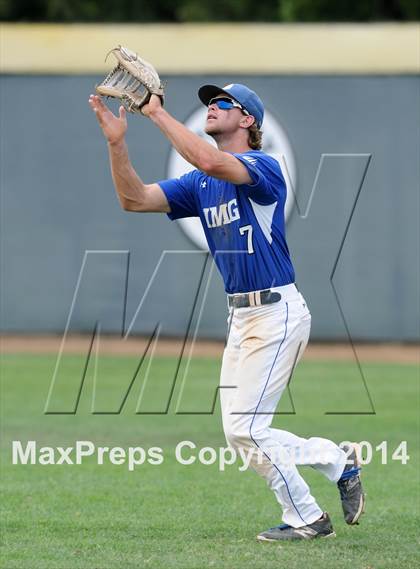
[{"xmin": 248, "ymin": 123, "xmax": 263, "ymax": 150}]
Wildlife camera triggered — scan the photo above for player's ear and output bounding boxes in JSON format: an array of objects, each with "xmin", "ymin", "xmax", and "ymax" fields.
[{"xmin": 240, "ymin": 115, "xmax": 255, "ymax": 129}]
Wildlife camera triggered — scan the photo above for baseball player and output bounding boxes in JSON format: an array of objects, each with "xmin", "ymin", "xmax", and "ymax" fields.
[{"xmin": 89, "ymin": 83, "xmax": 365, "ymax": 541}]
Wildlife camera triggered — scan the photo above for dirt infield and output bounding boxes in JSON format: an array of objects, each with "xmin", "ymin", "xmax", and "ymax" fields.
[{"xmin": 0, "ymin": 335, "xmax": 418, "ymax": 364}]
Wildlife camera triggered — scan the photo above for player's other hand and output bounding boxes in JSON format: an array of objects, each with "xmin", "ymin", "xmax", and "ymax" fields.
[
  {"xmin": 140, "ymin": 94, "xmax": 163, "ymax": 118},
  {"xmin": 89, "ymin": 95, "xmax": 127, "ymax": 145}
]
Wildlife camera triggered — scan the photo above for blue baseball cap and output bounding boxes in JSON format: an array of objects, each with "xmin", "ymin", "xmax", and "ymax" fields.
[{"xmin": 198, "ymin": 83, "xmax": 264, "ymax": 128}]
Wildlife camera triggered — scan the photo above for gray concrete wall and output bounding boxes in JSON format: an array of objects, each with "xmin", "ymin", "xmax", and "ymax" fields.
[{"xmin": 1, "ymin": 75, "xmax": 419, "ymax": 341}]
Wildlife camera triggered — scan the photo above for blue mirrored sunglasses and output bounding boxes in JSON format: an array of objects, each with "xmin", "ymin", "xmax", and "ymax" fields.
[{"xmin": 208, "ymin": 97, "xmax": 249, "ymax": 116}]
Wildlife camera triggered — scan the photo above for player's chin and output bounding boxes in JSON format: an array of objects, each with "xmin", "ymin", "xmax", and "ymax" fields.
[{"xmin": 204, "ymin": 122, "xmax": 221, "ymax": 135}]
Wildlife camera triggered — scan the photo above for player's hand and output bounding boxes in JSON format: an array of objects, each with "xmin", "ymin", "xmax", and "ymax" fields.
[
  {"xmin": 89, "ymin": 94, "xmax": 127, "ymax": 145},
  {"xmin": 140, "ymin": 94, "xmax": 163, "ymax": 118}
]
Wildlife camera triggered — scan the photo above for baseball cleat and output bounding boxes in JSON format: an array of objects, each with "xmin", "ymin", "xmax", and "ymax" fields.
[
  {"xmin": 337, "ymin": 443, "xmax": 366, "ymax": 525},
  {"xmin": 257, "ymin": 512, "xmax": 336, "ymax": 542}
]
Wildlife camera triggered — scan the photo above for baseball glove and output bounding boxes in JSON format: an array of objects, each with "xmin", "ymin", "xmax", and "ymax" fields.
[{"xmin": 96, "ymin": 45, "xmax": 164, "ymax": 113}]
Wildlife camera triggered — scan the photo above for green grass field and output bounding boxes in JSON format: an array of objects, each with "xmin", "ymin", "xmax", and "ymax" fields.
[{"xmin": 1, "ymin": 353, "xmax": 419, "ymax": 569}]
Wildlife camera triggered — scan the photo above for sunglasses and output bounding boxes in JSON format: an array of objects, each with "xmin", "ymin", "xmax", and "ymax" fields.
[{"xmin": 208, "ymin": 97, "xmax": 250, "ymax": 116}]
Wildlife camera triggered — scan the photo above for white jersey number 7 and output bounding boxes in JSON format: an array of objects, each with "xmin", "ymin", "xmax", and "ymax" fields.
[{"xmin": 239, "ymin": 225, "xmax": 254, "ymax": 254}]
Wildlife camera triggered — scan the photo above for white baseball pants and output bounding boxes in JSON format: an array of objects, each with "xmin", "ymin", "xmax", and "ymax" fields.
[{"xmin": 220, "ymin": 284, "xmax": 347, "ymax": 528}]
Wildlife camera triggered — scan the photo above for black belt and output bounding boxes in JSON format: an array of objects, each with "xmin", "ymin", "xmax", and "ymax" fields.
[{"xmin": 227, "ymin": 289, "xmax": 282, "ymax": 309}]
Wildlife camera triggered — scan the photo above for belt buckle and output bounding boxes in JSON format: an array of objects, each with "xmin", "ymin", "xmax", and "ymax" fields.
[
  {"xmin": 227, "ymin": 294, "xmax": 239, "ymax": 309},
  {"xmin": 228, "ymin": 292, "xmax": 247, "ymax": 309}
]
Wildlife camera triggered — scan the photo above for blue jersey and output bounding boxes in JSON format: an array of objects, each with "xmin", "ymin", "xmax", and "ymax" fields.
[{"xmin": 158, "ymin": 150, "xmax": 295, "ymax": 294}]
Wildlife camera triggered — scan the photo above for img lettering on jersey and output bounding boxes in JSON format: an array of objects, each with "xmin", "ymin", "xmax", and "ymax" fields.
[{"xmin": 203, "ymin": 198, "xmax": 241, "ymax": 229}]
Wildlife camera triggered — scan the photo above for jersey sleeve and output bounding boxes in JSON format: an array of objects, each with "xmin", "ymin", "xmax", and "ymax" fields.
[
  {"xmin": 157, "ymin": 170, "xmax": 199, "ymax": 220},
  {"xmin": 233, "ymin": 152, "xmax": 286, "ymax": 206}
]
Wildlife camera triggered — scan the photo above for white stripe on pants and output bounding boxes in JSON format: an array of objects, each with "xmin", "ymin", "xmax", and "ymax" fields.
[{"xmin": 220, "ymin": 285, "xmax": 346, "ymax": 528}]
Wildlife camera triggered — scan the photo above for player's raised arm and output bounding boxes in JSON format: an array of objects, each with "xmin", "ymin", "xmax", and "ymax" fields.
[
  {"xmin": 88, "ymin": 94, "xmax": 169, "ymax": 213},
  {"xmin": 142, "ymin": 95, "xmax": 254, "ymax": 185}
]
